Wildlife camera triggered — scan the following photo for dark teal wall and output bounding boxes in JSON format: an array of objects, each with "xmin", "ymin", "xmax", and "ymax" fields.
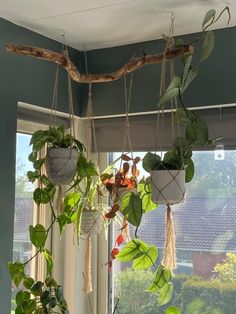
[
  {"xmin": 0, "ymin": 18, "xmax": 81, "ymax": 313},
  {"xmin": 81, "ymin": 26, "xmax": 236, "ymax": 116},
  {"xmin": 1, "ymin": 16, "xmax": 236, "ymax": 313}
]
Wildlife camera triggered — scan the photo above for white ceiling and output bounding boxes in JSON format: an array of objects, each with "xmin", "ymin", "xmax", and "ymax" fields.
[{"xmin": 0, "ymin": 0, "xmax": 234, "ymax": 51}]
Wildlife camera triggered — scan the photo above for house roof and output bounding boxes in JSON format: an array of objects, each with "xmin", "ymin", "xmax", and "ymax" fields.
[
  {"xmin": 14, "ymin": 198, "xmax": 33, "ymax": 242},
  {"xmin": 134, "ymin": 197, "xmax": 236, "ymax": 252}
]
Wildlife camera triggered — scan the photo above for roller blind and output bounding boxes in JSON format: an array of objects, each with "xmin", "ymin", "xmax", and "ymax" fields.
[
  {"xmin": 93, "ymin": 107, "xmax": 236, "ymax": 152},
  {"xmin": 18, "ymin": 107, "xmax": 70, "ymax": 128}
]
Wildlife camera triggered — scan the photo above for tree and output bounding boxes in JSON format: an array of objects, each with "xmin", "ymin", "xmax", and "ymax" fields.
[
  {"xmin": 214, "ymin": 253, "xmax": 236, "ymax": 282},
  {"xmin": 15, "ymin": 157, "xmax": 33, "ymax": 197}
]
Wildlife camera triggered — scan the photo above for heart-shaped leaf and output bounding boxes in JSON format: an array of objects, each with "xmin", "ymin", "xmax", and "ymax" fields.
[
  {"xmin": 200, "ymin": 31, "xmax": 215, "ymax": 62},
  {"xmin": 202, "ymin": 9, "xmax": 216, "ymax": 29},
  {"xmin": 29, "ymin": 224, "xmax": 47, "ymax": 249},
  {"xmin": 8, "ymin": 262, "xmax": 25, "ymax": 287}
]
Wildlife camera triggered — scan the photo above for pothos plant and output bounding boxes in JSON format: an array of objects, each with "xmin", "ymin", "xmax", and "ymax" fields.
[
  {"xmin": 9, "ymin": 126, "xmax": 100, "ymax": 314},
  {"xmin": 142, "ymin": 7, "xmax": 230, "ymax": 182},
  {"xmin": 105, "ymin": 8, "xmax": 230, "ymax": 314}
]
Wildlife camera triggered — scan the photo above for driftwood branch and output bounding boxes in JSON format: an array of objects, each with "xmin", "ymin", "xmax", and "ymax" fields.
[{"xmin": 5, "ymin": 43, "xmax": 193, "ymax": 84}]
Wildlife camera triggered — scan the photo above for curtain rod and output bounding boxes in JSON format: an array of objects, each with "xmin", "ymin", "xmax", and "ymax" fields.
[{"xmin": 82, "ymin": 103, "xmax": 236, "ymax": 120}]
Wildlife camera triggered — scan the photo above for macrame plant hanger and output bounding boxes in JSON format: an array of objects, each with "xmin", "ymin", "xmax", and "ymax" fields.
[
  {"xmin": 154, "ymin": 15, "xmax": 185, "ymax": 270},
  {"xmin": 82, "ymin": 51, "xmax": 100, "ymax": 297},
  {"xmin": 50, "ymin": 34, "xmax": 76, "ymax": 214},
  {"xmin": 118, "ymin": 73, "xmax": 136, "ymax": 242}
]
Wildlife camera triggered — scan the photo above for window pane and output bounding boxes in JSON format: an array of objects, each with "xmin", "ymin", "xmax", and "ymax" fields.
[
  {"xmin": 12, "ymin": 133, "xmax": 34, "ymax": 312},
  {"xmin": 111, "ymin": 150, "xmax": 236, "ymax": 314}
]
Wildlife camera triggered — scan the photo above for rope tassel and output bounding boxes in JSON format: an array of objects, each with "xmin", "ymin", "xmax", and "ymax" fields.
[
  {"xmin": 83, "ymin": 236, "xmax": 93, "ymax": 294},
  {"xmin": 162, "ymin": 204, "xmax": 176, "ymax": 270}
]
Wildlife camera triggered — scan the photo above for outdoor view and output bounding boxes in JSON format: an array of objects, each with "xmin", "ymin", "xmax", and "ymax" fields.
[
  {"xmin": 12, "ymin": 133, "xmax": 34, "ymax": 312},
  {"xmin": 112, "ymin": 150, "xmax": 236, "ymax": 314}
]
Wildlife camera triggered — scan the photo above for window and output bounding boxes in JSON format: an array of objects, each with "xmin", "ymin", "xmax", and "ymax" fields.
[
  {"xmin": 110, "ymin": 150, "xmax": 236, "ymax": 314},
  {"xmin": 12, "ymin": 133, "xmax": 35, "ymax": 312}
]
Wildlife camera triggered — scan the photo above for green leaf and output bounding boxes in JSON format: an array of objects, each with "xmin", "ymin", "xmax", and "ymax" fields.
[
  {"xmin": 174, "ymin": 37, "xmax": 184, "ymax": 48},
  {"xmin": 182, "ymin": 55, "xmax": 192, "ymax": 85},
  {"xmin": 28, "ymin": 151, "xmax": 37, "ymax": 162},
  {"xmin": 58, "ymin": 211, "xmax": 76, "ymax": 232},
  {"xmin": 132, "ymin": 245, "xmax": 158, "ymax": 270},
  {"xmin": 142, "ymin": 152, "xmax": 161, "ymax": 172},
  {"xmin": 23, "ymin": 277, "xmax": 34, "ymax": 289},
  {"xmin": 175, "ymin": 107, "xmax": 196, "ymax": 125},
  {"xmin": 29, "ymin": 224, "xmax": 47, "ymax": 249},
  {"xmin": 166, "ymin": 306, "xmax": 181, "ymax": 314},
  {"xmin": 33, "ymin": 158, "xmax": 45, "ymax": 170},
  {"xmin": 45, "ymin": 276, "xmax": 58, "ymax": 287},
  {"xmin": 146, "ymin": 266, "xmax": 172, "ymax": 292},
  {"xmin": 37, "ymin": 175, "xmax": 50, "ymax": 186},
  {"xmin": 121, "ymin": 192, "xmax": 142, "ymax": 227},
  {"xmin": 15, "ymin": 306, "xmax": 24, "ymax": 314},
  {"xmin": 64, "ymin": 192, "xmax": 80, "ymax": 208},
  {"xmin": 27, "ymin": 170, "xmax": 39, "ymax": 183},
  {"xmin": 77, "ymin": 154, "xmax": 98, "ymax": 178},
  {"xmin": 185, "ymin": 158, "xmax": 195, "ymax": 183},
  {"xmin": 33, "ymin": 188, "xmax": 50, "ymax": 205},
  {"xmin": 186, "ymin": 112, "xmax": 209, "ymax": 146},
  {"xmin": 8, "ymin": 262, "xmax": 25, "ymax": 287},
  {"xmin": 50, "ymin": 296, "xmax": 57, "ymax": 309},
  {"xmin": 116, "ymin": 239, "xmax": 148, "ymax": 263},
  {"xmin": 158, "ymin": 76, "xmax": 181, "ymax": 108},
  {"xmin": 55, "ymin": 286, "xmax": 68, "ymax": 310},
  {"xmin": 30, "ymin": 281, "xmax": 44, "ymax": 296},
  {"xmin": 158, "ymin": 282, "xmax": 174, "ymax": 306},
  {"xmin": 181, "ymin": 65, "xmax": 198, "ymax": 93},
  {"xmin": 43, "ymin": 249, "xmax": 53, "ymax": 276},
  {"xmin": 137, "ymin": 180, "xmax": 157, "ymax": 213},
  {"xmin": 200, "ymin": 31, "xmax": 215, "ymax": 62},
  {"xmin": 30, "ymin": 130, "xmax": 45, "ymax": 146},
  {"xmin": 21, "ymin": 299, "xmax": 37, "ymax": 313},
  {"xmin": 58, "ymin": 209, "xmax": 77, "ymax": 234},
  {"xmin": 34, "ymin": 309, "xmax": 45, "ymax": 314},
  {"xmin": 40, "ymin": 290, "xmax": 51, "ymax": 307},
  {"xmin": 202, "ymin": 9, "xmax": 216, "ymax": 29},
  {"xmin": 16, "ymin": 291, "xmax": 31, "ymax": 306}
]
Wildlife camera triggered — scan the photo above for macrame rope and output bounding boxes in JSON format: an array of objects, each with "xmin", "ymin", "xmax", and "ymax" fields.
[
  {"xmin": 84, "ymin": 51, "xmax": 99, "ymax": 165},
  {"xmin": 50, "ymin": 64, "xmax": 59, "ymax": 127},
  {"xmin": 162, "ymin": 204, "xmax": 177, "ymax": 269},
  {"xmin": 83, "ymin": 236, "xmax": 93, "ymax": 294},
  {"xmin": 154, "ymin": 14, "xmax": 186, "ymax": 271}
]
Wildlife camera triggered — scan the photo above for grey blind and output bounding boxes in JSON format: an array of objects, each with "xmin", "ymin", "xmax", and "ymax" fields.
[
  {"xmin": 18, "ymin": 107, "xmax": 70, "ymax": 128},
  {"xmin": 93, "ymin": 107, "xmax": 236, "ymax": 152}
]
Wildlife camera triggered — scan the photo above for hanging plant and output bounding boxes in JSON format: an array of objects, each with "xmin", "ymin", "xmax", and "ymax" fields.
[
  {"xmin": 29, "ymin": 125, "xmax": 85, "ymax": 185},
  {"xmin": 101, "ymin": 153, "xmax": 140, "ymax": 202},
  {"xmin": 110, "ymin": 7, "xmax": 231, "ymax": 313}
]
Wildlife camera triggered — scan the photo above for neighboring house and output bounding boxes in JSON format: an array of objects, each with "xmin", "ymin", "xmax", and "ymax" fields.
[
  {"xmin": 13, "ymin": 198, "xmax": 33, "ymax": 263},
  {"xmin": 131, "ymin": 197, "xmax": 236, "ymax": 278}
]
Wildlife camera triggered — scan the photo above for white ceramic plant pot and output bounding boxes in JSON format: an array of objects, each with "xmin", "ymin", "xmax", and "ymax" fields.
[
  {"xmin": 80, "ymin": 209, "xmax": 103, "ymax": 235},
  {"xmin": 45, "ymin": 147, "xmax": 79, "ymax": 185},
  {"xmin": 150, "ymin": 170, "xmax": 186, "ymax": 205}
]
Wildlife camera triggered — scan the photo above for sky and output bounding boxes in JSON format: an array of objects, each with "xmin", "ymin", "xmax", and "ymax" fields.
[{"xmin": 16, "ymin": 133, "xmax": 33, "ymax": 173}]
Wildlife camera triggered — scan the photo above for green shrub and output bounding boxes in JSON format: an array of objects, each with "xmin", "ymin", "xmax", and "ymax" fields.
[
  {"xmin": 114, "ymin": 270, "xmax": 189, "ymax": 314},
  {"xmin": 182, "ymin": 279, "xmax": 236, "ymax": 314}
]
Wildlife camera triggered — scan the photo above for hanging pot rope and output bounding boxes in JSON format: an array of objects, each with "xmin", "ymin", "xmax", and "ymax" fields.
[
  {"xmin": 84, "ymin": 51, "xmax": 99, "ymax": 166},
  {"xmin": 162, "ymin": 204, "xmax": 177, "ymax": 269},
  {"xmin": 83, "ymin": 236, "xmax": 93, "ymax": 294},
  {"xmin": 122, "ymin": 73, "xmax": 134, "ymax": 158},
  {"xmin": 152, "ymin": 15, "xmax": 186, "ymax": 270}
]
